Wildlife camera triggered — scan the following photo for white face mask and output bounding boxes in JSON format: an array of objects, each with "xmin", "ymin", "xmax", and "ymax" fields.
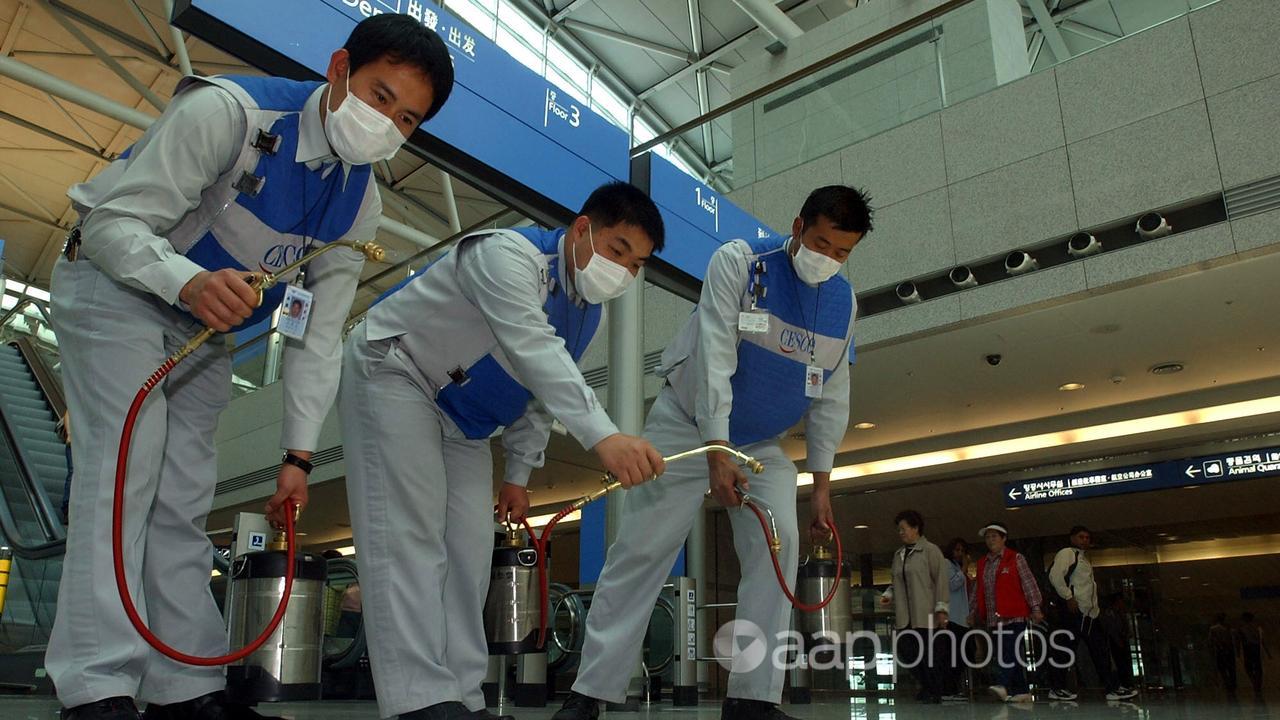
[
  {"xmin": 324, "ymin": 69, "xmax": 406, "ymax": 166},
  {"xmin": 575, "ymin": 224, "xmax": 634, "ymax": 304},
  {"xmin": 791, "ymin": 237, "xmax": 843, "ymax": 285}
]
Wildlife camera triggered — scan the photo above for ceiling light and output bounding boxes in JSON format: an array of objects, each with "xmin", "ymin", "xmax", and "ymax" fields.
[
  {"xmin": 950, "ymin": 266, "xmax": 978, "ymax": 289},
  {"xmin": 1136, "ymin": 211, "xmax": 1172, "ymax": 240},
  {"xmin": 527, "ymin": 509, "xmax": 581, "ymax": 528},
  {"xmin": 1005, "ymin": 250, "xmax": 1039, "ymax": 276},
  {"xmin": 1179, "ymin": 576, "xmax": 1191, "ymax": 580},
  {"xmin": 1150, "ymin": 362, "xmax": 1184, "ymax": 375},
  {"xmin": 853, "ymin": 422, "xmax": 876, "ymax": 430},
  {"xmin": 1067, "ymin": 232, "xmax": 1102, "ymax": 258},
  {"xmin": 853, "ymin": 524, "xmax": 869, "ymax": 529},
  {"xmin": 796, "ymin": 393, "xmax": 1280, "ymax": 486},
  {"xmin": 1059, "ymin": 382, "xmax": 1085, "ymax": 391}
]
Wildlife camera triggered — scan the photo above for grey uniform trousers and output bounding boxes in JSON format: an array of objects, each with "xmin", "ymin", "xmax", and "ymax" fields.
[
  {"xmin": 46, "ymin": 256, "xmax": 231, "ymax": 707},
  {"xmin": 573, "ymin": 387, "xmax": 799, "ymax": 704},
  {"xmin": 339, "ymin": 325, "xmax": 494, "ymax": 718}
]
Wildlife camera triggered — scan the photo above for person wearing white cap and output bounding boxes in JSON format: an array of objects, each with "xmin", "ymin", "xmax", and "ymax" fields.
[{"xmin": 969, "ymin": 522, "xmax": 1043, "ymax": 704}]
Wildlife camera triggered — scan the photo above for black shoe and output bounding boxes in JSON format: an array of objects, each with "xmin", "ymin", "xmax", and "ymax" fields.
[
  {"xmin": 466, "ymin": 710, "xmax": 515, "ymax": 720},
  {"xmin": 62, "ymin": 698, "xmax": 142, "ymax": 720},
  {"xmin": 399, "ymin": 702, "xmax": 472, "ymax": 720},
  {"xmin": 142, "ymin": 691, "xmax": 281, "ymax": 720},
  {"xmin": 721, "ymin": 697, "xmax": 800, "ymax": 720},
  {"xmin": 551, "ymin": 692, "xmax": 600, "ymax": 720}
]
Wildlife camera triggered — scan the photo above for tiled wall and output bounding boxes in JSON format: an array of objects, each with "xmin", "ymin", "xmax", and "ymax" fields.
[{"xmin": 728, "ymin": 0, "xmax": 1280, "ymax": 347}]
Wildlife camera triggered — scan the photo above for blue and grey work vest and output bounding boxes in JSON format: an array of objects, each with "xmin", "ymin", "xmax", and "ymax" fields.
[
  {"xmin": 125, "ymin": 75, "xmax": 374, "ymax": 326},
  {"xmin": 368, "ymin": 227, "xmax": 603, "ymax": 439},
  {"xmin": 727, "ymin": 237, "xmax": 854, "ymax": 446}
]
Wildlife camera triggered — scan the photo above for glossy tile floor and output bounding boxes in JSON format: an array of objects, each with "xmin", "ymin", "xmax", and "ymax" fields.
[{"xmin": 0, "ymin": 692, "xmax": 1272, "ymax": 719}]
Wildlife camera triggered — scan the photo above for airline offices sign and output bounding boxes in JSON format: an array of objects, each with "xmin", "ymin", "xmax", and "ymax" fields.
[
  {"xmin": 1004, "ymin": 445, "xmax": 1280, "ymax": 507},
  {"xmin": 173, "ymin": 0, "xmax": 764, "ymax": 280}
]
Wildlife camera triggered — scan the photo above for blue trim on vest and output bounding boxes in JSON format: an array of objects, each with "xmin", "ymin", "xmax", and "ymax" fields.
[
  {"xmin": 727, "ymin": 237, "xmax": 853, "ymax": 446},
  {"xmin": 217, "ymin": 75, "xmax": 324, "ymax": 112},
  {"xmin": 435, "ymin": 227, "xmax": 604, "ymax": 439},
  {"xmin": 172, "ymin": 76, "xmax": 371, "ymax": 328}
]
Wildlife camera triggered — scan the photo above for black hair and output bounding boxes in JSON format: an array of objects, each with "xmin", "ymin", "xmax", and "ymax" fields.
[
  {"xmin": 946, "ymin": 537, "xmax": 969, "ymax": 557},
  {"xmin": 894, "ymin": 510, "xmax": 924, "ymax": 532},
  {"xmin": 578, "ymin": 181, "xmax": 666, "ymax": 253},
  {"xmin": 344, "ymin": 14, "xmax": 455, "ymax": 120},
  {"xmin": 321, "ymin": 549, "xmax": 344, "ymax": 559},
  {"xmin": 799, "ymin": 185, "xmax": 875, "ymax": 235},
  {"xmin": 1069, "ymin": 525, "xmax": 1091, "ymax": 537}
]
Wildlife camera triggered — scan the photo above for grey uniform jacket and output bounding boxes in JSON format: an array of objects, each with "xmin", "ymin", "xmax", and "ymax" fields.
[
  {"xmin": 66, "ymin": 82, "xmax": 380, "ymax": 452},
  {"xmin": 363, "ymin": 230, "xmax": 618, "ymax": 486},
  {"xmin": 655, "ymin": 238, "xmax": 853, "ymax": 471}
]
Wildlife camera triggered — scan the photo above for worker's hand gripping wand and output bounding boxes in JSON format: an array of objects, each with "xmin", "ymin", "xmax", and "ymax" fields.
[{"xmin": 112, "ymin": 241, "xmax": 385, "ymax": 667}]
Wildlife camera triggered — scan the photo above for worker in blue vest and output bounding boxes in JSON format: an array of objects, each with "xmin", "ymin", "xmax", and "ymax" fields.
[
  {"xmin": 46, "ymin": 16, "xmax": 453, "ymax": 720},
  {"xmin": 554, "ymin": 185, "xmax": 873, "ymax": 720},
  {"xmin": 340, "ymin": 181, "xmax": 668, "ymax": 720}
]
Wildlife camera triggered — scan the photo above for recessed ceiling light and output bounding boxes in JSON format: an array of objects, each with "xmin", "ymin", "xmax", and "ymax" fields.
[
  {"xmin": 1150, "ymin": 362, "xmax": 1184, "ymax": 375},
  {"xmin": 853, "ymin": 524, "xmax": 869, "ymax": 529},
  {"xmin": 864, "ymin": 489, "xmax": 878, "ymax": 494},
  {"xmin": 853, "ymin": 422, "xmax": 877, "ymax": 430},
  {"xmin": 1059, "ymin": 382, "xmax": 1085, "ymax": 391},
  {"xmin": 1165, "ymin": 535, "xmax": 1179, "ymax": 541},
  {"xmin": 1179, "ymin": 576, "xmax": 1191, "ymax": 580}
]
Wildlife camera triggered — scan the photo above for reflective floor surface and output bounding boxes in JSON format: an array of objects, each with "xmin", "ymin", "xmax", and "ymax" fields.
[{"xmin": 0, "ymin": 692, "xmax": 1272, "ymax": 719}]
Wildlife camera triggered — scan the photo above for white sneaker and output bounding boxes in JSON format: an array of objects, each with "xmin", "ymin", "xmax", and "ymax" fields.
[
  {"xmin": 1107, "ymin": 688, "xmax": 1139, "ymax": 701},
  {"xmin": 989, "ymin": 686, "xmax": 1009, "ymax": 701},
  {"xmin": 1007, "ymin": 693, "xmax": 1034, "ymax": 703},
  {"xmin": 1049, "ymin": 689, "xmax": 1078, "ymax": 701}
]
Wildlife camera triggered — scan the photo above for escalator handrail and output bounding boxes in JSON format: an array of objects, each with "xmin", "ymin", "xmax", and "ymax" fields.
[
  {"xmin": 12, "ymin": 337, "xmax": 66, "ymax": 420},
  {"xmin": 0, "ymin": 372, "xmax": 67, "ymax": 549}
]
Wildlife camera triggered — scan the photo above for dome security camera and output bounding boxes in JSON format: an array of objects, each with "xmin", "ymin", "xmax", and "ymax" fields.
[
  {"xmin": 896, "ymin": 281, "xmax": 922, "ymax": 305},
  {"xmin": 986, "ymin": 354, "xmax": 1002, "ymax": 366},
  {"xmin": 1067, "ymin": 232, "xmax": 1102, "ymax": 258}
]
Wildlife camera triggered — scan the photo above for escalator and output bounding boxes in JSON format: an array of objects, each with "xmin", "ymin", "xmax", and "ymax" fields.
[{"xmin": 0, "ymin": 300, "xmax": 68, "ymax": 692}]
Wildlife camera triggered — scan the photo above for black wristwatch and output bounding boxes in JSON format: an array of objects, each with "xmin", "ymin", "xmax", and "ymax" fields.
[{"xmin": 281, "ymin": 452, "xmax": 314, "ymax": 474}]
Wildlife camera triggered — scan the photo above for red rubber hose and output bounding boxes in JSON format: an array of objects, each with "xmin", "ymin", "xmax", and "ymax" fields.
[
  {"xmin": 520, "ymin": 499, "xmax": 582, "ymax": 650},
  {"xmin": 112, "ymin": 358, "xmax": 298, "ymax": 666},
  {"xmin": 744, "ymin": 502, "xmax": 843, "ymax": 613}
]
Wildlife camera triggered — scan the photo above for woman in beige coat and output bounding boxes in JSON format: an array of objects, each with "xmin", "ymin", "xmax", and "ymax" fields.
[{"xmin": 880, "ymin": 509, "xmax": 950, "ymax": 703}]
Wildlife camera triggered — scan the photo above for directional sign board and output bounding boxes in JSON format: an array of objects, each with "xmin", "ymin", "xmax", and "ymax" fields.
[
  {"xmin": 1005, "ymin": 445, "xmax": 1280, "ymax": 507},
  {"xmin": 172, "ymin": 0, "xmax": 769, "ymax": 284}
]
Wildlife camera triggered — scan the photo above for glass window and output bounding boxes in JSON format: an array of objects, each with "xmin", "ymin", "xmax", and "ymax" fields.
[{"xmin": 445, "ymin": 0, "xmax": 497, "ymax": 40}]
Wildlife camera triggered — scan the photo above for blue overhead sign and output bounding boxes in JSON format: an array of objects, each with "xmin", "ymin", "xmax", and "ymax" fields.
[
  {"xmin": 174, "ymin": 0, "xmax": 621, "ymax": 223},
  {"xmin": 1005, "ymin": 445, "xmax": 1280, "ymax": 507},
  {"xmin": 641, "ymin": 153, "xmax": 779, "ymax": 277},
  {"xmin": 173, "ymin": 0, "xmax": 775, "ymax": 283}
]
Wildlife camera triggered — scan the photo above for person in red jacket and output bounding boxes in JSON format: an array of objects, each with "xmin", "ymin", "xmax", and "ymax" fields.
[{"xmin": 968, "ymin": 522, "xmax": 1044, "ymax": 704}]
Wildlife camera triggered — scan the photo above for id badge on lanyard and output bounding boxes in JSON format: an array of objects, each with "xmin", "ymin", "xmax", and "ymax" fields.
[
  {"xmin": 805, "ymin": 362, "xmax": 823, "ymax": 399},
  {"xmin": 277, "ymin": 282, "xmax": 314, "ymax": 340}
]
